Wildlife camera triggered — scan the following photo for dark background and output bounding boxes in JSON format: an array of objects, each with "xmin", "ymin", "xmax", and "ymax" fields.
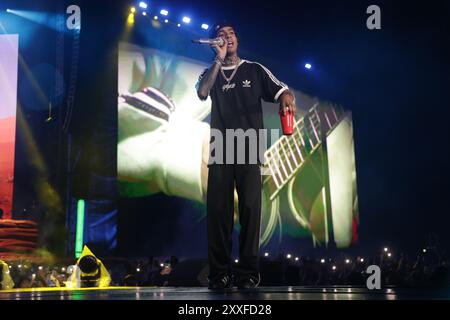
[{"xmin": 1, "ymin": 0, "xmax": 449, "ymax": 257}]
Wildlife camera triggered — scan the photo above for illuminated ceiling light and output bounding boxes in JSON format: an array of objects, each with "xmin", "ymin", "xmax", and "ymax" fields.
[
  {"xmin": 127, "ymin": 13, "xmax": 135, "ymax": 25},
  {"xmin": 139, "ymin": 2, "xmax": 148, "ymax": 9},
  {"xmin": 201, "ymin": 23, "xmax": 209, "ymax": 30},
  {"xmin": 160, "ymin": 9, "xmax": 169, "ymax": 16},
  {"xmin": 182, "ymin": 16, "xmax": 191, "ymax": 24}
]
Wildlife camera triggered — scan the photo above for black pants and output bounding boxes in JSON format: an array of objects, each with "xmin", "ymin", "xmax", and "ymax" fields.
[{"xmin": 206, "ymin": 164, "xmax": 262, "ymax": 281}]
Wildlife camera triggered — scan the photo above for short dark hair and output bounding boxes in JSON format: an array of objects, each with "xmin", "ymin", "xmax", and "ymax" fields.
[{"xmin": 210, "ymin": 21, "xmax": 238, "ymax": 39}]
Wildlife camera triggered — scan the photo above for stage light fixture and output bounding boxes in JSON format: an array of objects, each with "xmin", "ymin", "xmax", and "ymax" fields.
[
  {"xmin": 154, "ymin": 16, "xmax": 158, "ymax": 20},
  {"xmin": 142, "ymin": 12, "xmax": 147, "ymax": 16},
  {"xmin": 295, "ymin": 257, "xmax": 299, "ymax": 261},
  {"xmin": 264, "ymin": 252, "xmax": 269, "ymax": 257},
  {"xmin": 164, "ymin": 19, "xmax": 169, "ymax": 23},
  {"xmin": 321, "ymin": 259, "xmax": 325, "ymax": 263},
  {"xmin": 345, "ymin": 259, "xmax": 350, "ymax": 264},
  {"xmin": 305, "ymin": 63, "xmax": 312, "ymax": 70},
  {"xmin": 286, "ymin": 254, "xmax": 292, "ymax": 259},
  {"xmin": 182, "ymin": 16, "xmax": 191, "ymax": 24},
  {"xmin": 332, "ymin": 266, "xmax": 337, "ymax": 270},
  {"xmin": 383, "ymin": 247, "xmax": 388, "ymax": 252},
  {"xmin": 160, "ymin": 9, "xmax": 168, "ymax": 16},
  {"xmin": 387, "ymin": 253, "xmax": 392, "ymax": 257},
  {"xmin": 423, "ymin": 249, "xmax": 427, "ymax": 253},
  {"xmin": 6, "ymin": 9, "xmax": 11, "ymax": 13},
  {"xmin": 136, "ymin": 268, "xmax": 141, "ymax": 272},
  {"xmin": 177, "ymin": 23, "xmax": 181, "ymax": 27},
  {"xmin": 130, "ymin": 6, "xmax": 136, "ymax": 13},
  {"xmin": 360, "ymin": 258, "xmax": 364, "ymax": 262},
  {"xmin": 160, "ymin": 263, "xmax": 164, "ymax": 267},
  {"xmin": 234, "ymin": 259, "xmax": 239, "ymax": 263},
  {"xmin": 78, "ymin": 255, "xmax": 101, "ymax": 287},
  {"xmin": 139, "ymin": 2, "xmax": 148, "ymax": 9},
  {"xmin": 201, "ymin": 23, "xmax": 209, "ymax": 30}
]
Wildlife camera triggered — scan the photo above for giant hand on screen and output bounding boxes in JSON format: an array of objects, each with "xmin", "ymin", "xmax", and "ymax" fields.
[{"xmin": 118, "ymin": 88, "xmax": 211, "ymax": 202}]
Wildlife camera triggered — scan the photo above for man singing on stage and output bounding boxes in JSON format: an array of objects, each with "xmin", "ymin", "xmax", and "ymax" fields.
[{"xmin": 196, "ymin": 21, "xmax": 296, "ymax": 289}]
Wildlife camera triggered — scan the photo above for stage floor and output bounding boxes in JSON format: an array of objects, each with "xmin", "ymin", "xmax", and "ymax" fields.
[{"xmin": 1, "ymin": 286, "xmax": 448, "ymax": 300}]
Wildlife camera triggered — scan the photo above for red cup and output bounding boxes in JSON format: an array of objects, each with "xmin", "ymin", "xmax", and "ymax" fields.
[{"xmin": 279, "ymin": 110, "xmax": 294, "ymax": 135}]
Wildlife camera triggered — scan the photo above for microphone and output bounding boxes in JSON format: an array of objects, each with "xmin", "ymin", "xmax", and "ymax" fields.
[{"xmin": 191, "ymin": 38, "xmax": 225, "ymax": 46}]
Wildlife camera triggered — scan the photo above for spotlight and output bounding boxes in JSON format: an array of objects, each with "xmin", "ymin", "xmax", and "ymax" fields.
[
  {"xmin": 360, "ymin": 258, "xmax": 365, "ymax": 263},
  {"xmin": 38, "ymin": 266, "xmax": 43, "ymax": 270},
  {"xmin": 201, "ymin": 23, "xmax": 209, "ymax": 30},
  {"xmin": 177, "ymin": 23, "xmax": 181, "ymax": 27},
  {"xmin": 136, "ymin": 268, "xmax": 141, "ymax": 272},
  {"xmin": 160, "ymin": 9, "xmax": 169, "ymax": 16},
  {"xmin": 234, "ymin": 259, "xmax": 239, "ymax": 263},
  {"xmin": 61, "ymin": 267, "xmax": 66, "ymax": 272},
  {"xmin": 295, "ymin": 257, "xmax": 299, "ymax": 261},
  {"xmin": 387, "ymin": 253, "xmax": 392, "ymax": 258},
  {"xmin": 153, "ymin": 16, "xmax": 158, "ymax": 20},
  {"xmin": 18, "ymin": 264, "xmax": 22, "ymax": 269},
  {"xmin": 320, "ymin": 259, "xmax": 325, "ymax": 264},
  {"xmin": 78, "ymin": 255, "xmax": 101, "ymax": 288},
  {"xmin": 345, "ymin": 259, "xmax": 350, "ymax": 264},
  {"xmin": 182, "ymin": 16, "xmax": 191, "ymax": 24},
  {"xmin": 383, "ymin": 247, "xmax": 388, "ymax": 252},
  {"xmin": 127, "ymin": 13, "xmax": 135, "ymax": 25},
  {"xmin": 332, "ymin": 265, "xmax": 337, "ymax": 271},
  {"xmin": 142, "ymin": 12, "xmax": 147, "ymax": 16},
  {"xmin": 32, "ymin": 274, "xmax": 36, "ymax": 279},
  {"xmin": 264, "ymin": 252, "xmax": 269, "ymax": 257},
  {"xmin": 139, "ymin": 2, "xmax": 148, "ymax": 9},
  {"xmin": 423, "ymin": 249, "xmax": 427, "ymax": 253},
  {"xmin": 6, "ymin": 9, "xmax": 11, "ymax": 13},
  {"xmin": 286, "ymin": 254, "xmax": 292, "ymax": 259},
  {"xmin": 164, "ymin": 19, "xmax": 169, "ymax": 23},
  {"xmin": 130, "ymin": 7, "xmax": 136, "ymax": 13},
  {"xmin": 304, "ymin": 63, "xmax": 312, "ymax": 70},
  {"xmin": 160, "ymin": 263, "xmax": 164, "ymax": 267}
]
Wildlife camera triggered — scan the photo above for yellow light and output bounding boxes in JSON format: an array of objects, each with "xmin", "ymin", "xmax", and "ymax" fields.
[
  {"xmin": 130, "ymin": 7, "xmax": 136, "ymax": 13},
  {"xmin": 127, "ymin": 13, "xmax": 135, "ymax": 25}
]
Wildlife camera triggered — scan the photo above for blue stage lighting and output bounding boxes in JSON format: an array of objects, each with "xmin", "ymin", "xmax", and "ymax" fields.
[
  {"xmin": 6, "ymin": 9, "xmax": 11, "ymax": 13},
  {"xmin": 139, "ymin": 2, "xmax": 148, "ymax": 9},
  {"xmin": 305, "ymin": 63, "xmax": 312, "ymax": 70},
  {"xmin": 182, "ymin": 16, "xmax": 191, "ymax": 24},
  {"xmin": 160, "ymin": 9, "xmax": 168, "ymax": 16},
  {"xmin": 201, "ymin": 23, "xmax": 209, "ymax": 30}
]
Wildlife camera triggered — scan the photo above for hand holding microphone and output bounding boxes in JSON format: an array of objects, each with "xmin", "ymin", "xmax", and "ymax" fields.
[{"xmin": 192, "ymin": 37, "xmax": 227, "ymax": 60}]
